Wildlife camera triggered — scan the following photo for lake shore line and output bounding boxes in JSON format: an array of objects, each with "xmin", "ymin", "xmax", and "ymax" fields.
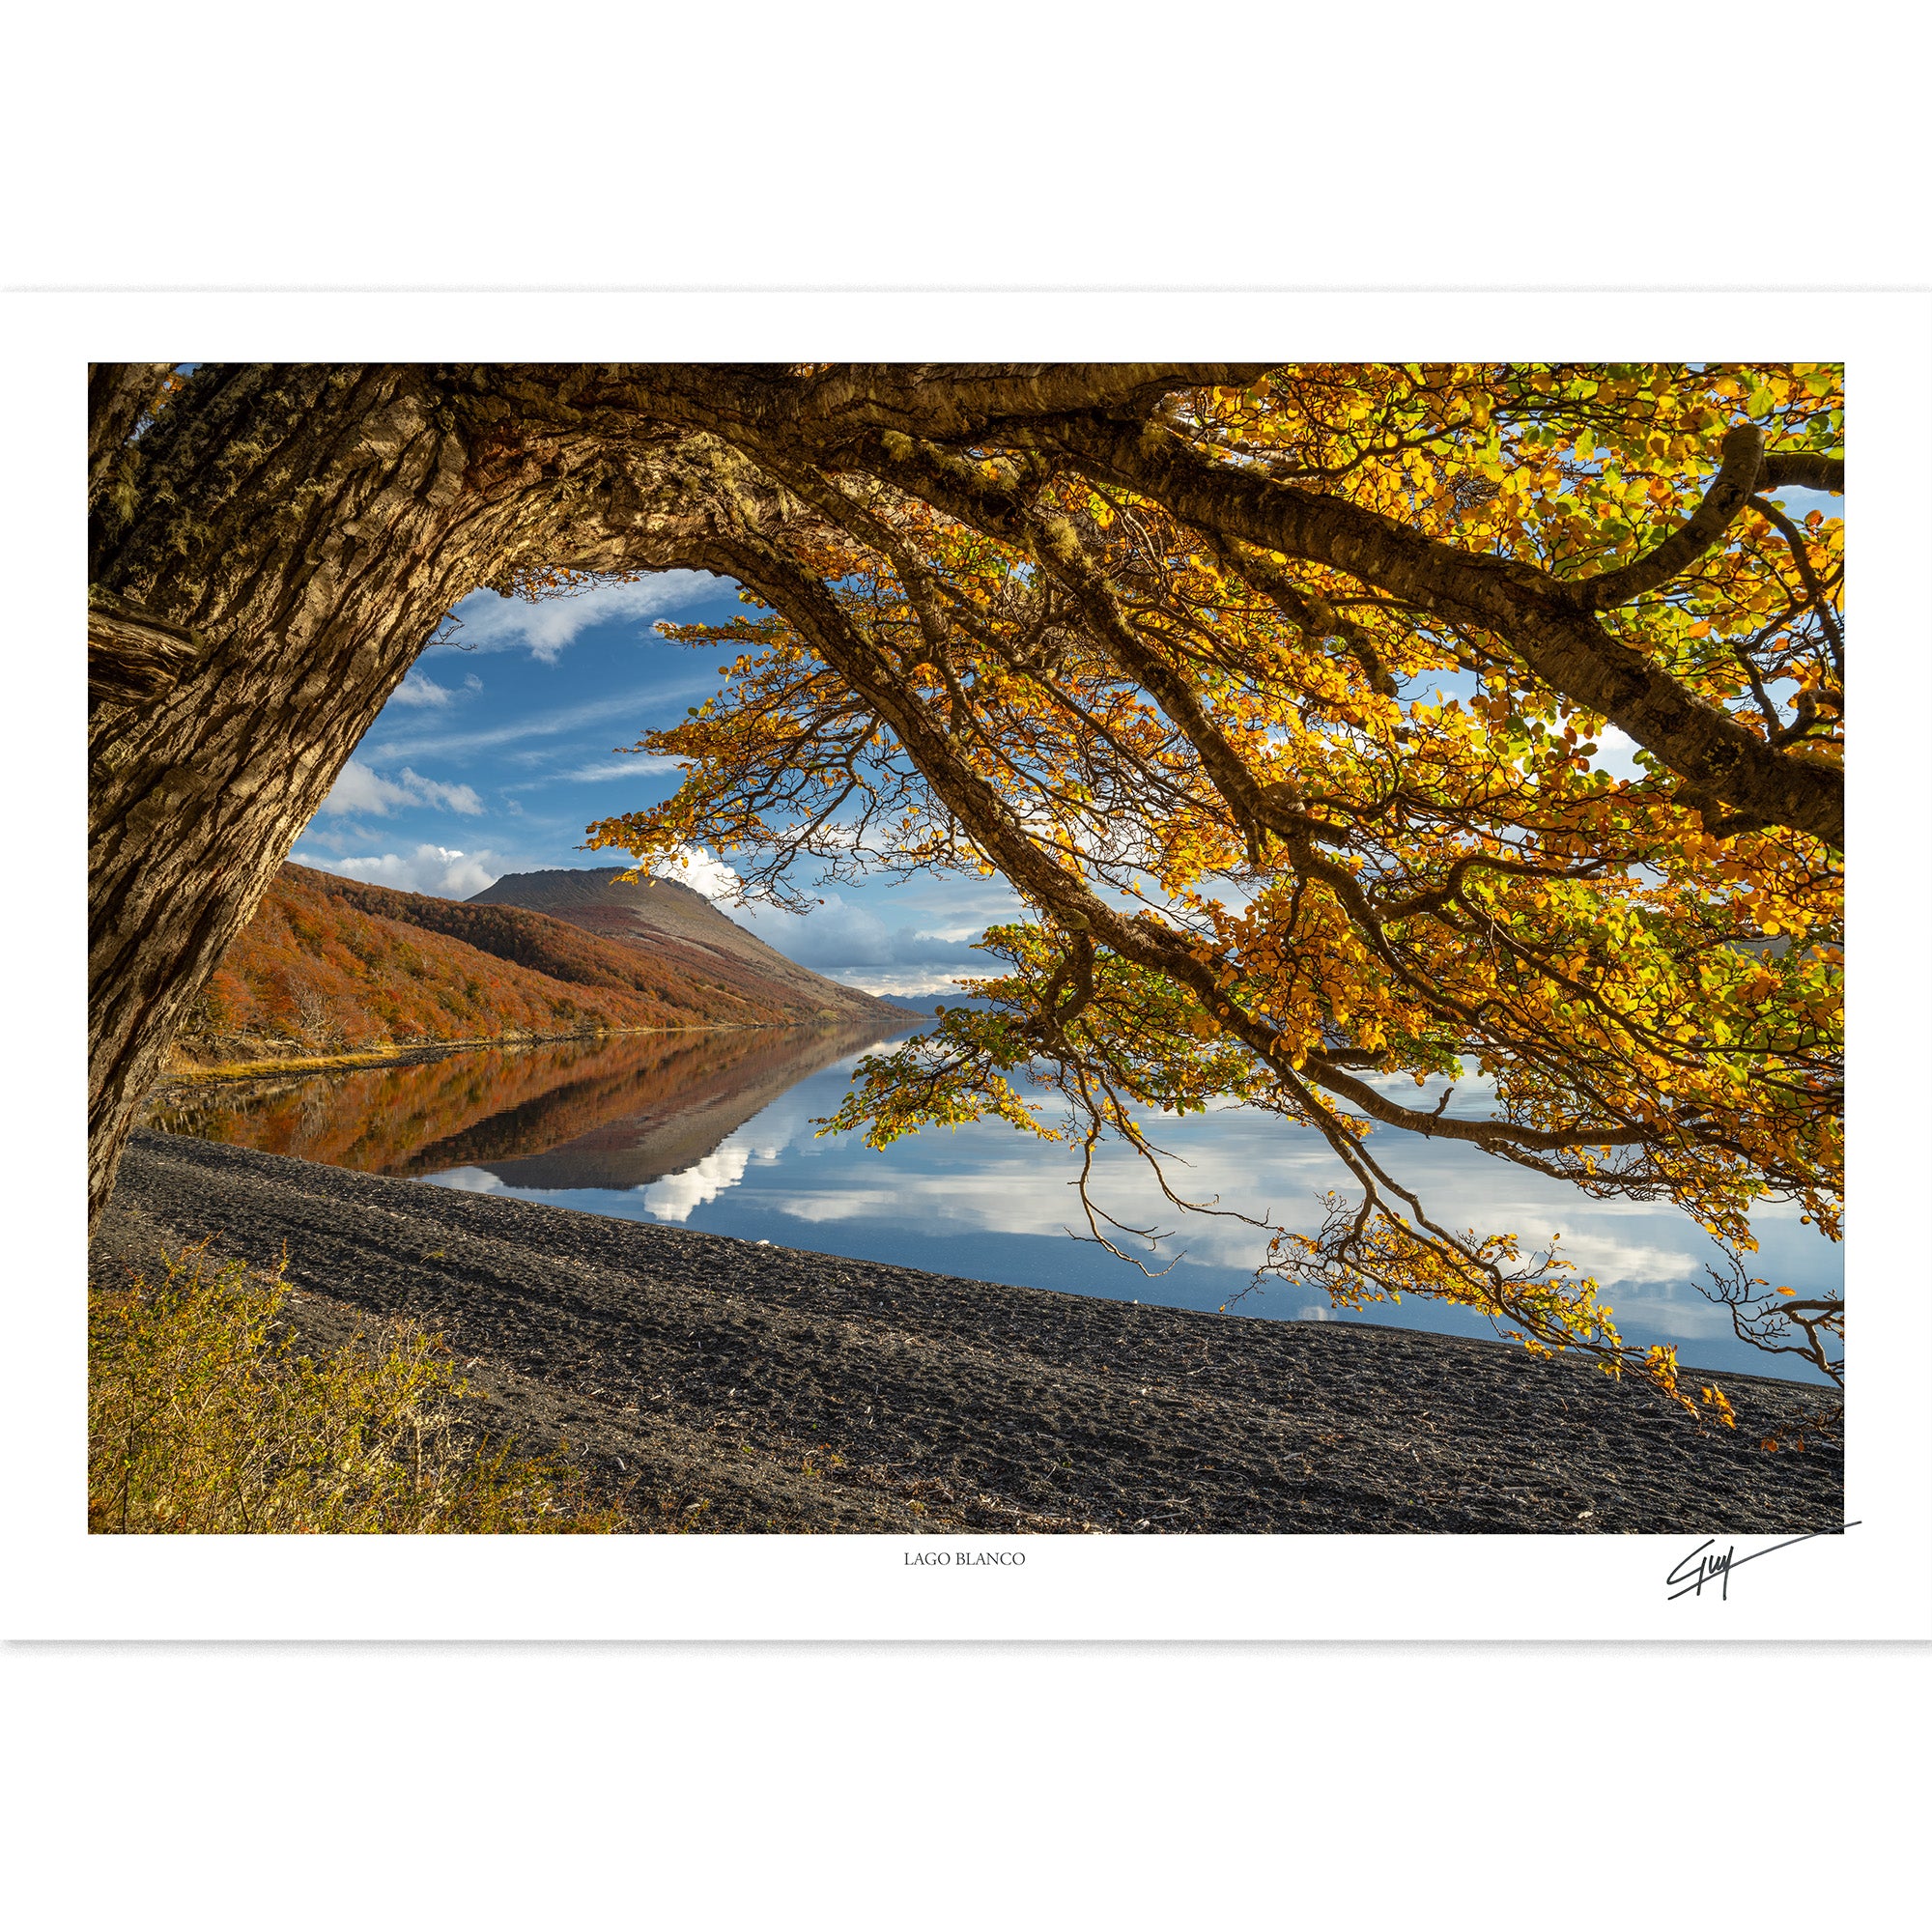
[
  {"xmin": 93, "ymin": 1129, "xmax": 1845, "ymax": 1536},
  {"xmin": 158, "ymin": 1022, "xmax": 782, "ymax": 1091}
]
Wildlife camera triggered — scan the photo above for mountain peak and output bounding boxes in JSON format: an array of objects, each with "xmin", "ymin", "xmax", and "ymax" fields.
[
  {"xmin": 469, "ymin": 867, "xmax": 902, "ymax": 1025},
  {"xmin": 469, "ymin": 864, "xmax": 710, "ymax": 910}
]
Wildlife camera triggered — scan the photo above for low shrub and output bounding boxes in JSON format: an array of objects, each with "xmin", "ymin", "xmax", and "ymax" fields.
[{"xmin": 89, "ymin": 1244, "xmax": 625, "ymax": 1534}]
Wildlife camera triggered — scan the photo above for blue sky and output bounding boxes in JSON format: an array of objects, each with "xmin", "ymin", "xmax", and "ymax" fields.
[
  {"xmin": 293, "ymin": 489, "xmax": 1839, "ymax": 995},
  {"xmin": 289, "ymin": 572, "xmax": 1028, "ymax": 997}
]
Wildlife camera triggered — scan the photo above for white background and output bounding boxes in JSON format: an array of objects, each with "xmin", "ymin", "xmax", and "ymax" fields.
[{"xmin": 5, "ymin": 5, "xmax": 1928, "ymax": 1924}]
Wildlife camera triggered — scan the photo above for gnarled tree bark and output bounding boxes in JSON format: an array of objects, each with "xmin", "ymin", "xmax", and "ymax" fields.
[{"xmin": 85, "ymin": 364, "xmax": 737, "ymax": 1228}]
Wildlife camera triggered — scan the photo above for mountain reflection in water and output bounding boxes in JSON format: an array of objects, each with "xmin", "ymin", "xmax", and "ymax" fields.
[
  {"xmin": 146, "ymin": 1020, "xmax": 1842, "ymax": 1381},
  {"xmin": 145, "ymin": 1023, "xmax": 905, "ymax": 1186}
]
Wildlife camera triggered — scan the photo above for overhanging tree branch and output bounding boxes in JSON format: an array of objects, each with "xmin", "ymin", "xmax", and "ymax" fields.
[
  {"xmin": 1758, "ymin": 450, "xmax": 1844, "ymax": 495},
  {"xmin": 1577, "ymin": 425, "xmax": 1765, "ymax": 611},
  {"xmin": 1041, "ymin": 412, "xmax": 1843, "ymax": 847},
  {"xmin": 624, "ymin": 363, "xmax": 1273, "ymax": 452},
  {"xmin": 706, "ymin": 499, "xmax": 1683, "ymax": 1169},
  {"xmin": 1750, "ymin": 492, "xmax": 1846, "ymax": 679}
]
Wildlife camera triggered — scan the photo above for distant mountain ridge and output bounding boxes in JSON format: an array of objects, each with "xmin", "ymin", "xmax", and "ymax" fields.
[
  {"xmin": 469, "ymin": 867, "xmax": 901, "ymax": 1026},
  {"xmin": 172, "ymin": 862, "xmax": 903, "ymax": 1073}
]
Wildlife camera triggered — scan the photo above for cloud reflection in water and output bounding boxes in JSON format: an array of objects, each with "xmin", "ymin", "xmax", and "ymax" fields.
[{"xmin": 412, "ymin": 1040, "xmax": 1836, "ymax": 1380}]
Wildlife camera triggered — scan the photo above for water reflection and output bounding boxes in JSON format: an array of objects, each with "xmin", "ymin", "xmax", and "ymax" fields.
[
  {"xmin": 147, "ymin": 1021, "xmax": 1843, "ymax": 1381},
  {"xmin": 145, "ymin": 1022, "xmax": 898, "ymax": 1182}
]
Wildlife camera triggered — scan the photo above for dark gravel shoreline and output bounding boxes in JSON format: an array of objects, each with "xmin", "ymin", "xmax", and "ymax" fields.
[{"xmin": 92, "ymin": 1129, "xmax": 1845, "ymax": 1535}]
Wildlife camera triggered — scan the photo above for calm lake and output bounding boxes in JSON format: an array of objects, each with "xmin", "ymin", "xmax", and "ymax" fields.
[{"xmin": 146, "ymin": 1021, "xmax": 1842, "ymax": 1382}]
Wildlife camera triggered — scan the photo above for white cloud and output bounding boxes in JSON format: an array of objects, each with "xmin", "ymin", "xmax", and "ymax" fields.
[
  {"xmin": 368, "ymin": 681, "xmax": 714, "ymax": 764},
  {"xmin": 820, "ymin": 969, "xmax": 976, "ymax": 999},
  {"xmin": 317, "ymin": 759, "xmax": 484, "ymax": 818},
  {"xmin": 730, "ymin": 890, "xmax": 992, "ymax": 971},
  {"xmin": 768, "ymin": 1187, "xmax": 903, "ymax": 1226},
  {"xmin": 387, "ymin": 671, "xmax": 456, "ymax": 708},
  {"xmin": 443, "ymin": 573, "xmax": 722, "ymax": 663},
  {"xmin": 1589, "ymin": 727, "xmax": 1647, "ymax": 781},
  {"xmin": 639, "ymin": 1145, "xmax": 753, "ymax": 1222},
  {"xmin": 317, "ymin": 760, "xmax": 411, "ymax": 816},
  {"xmin": 425, "ymin": 1167, "xmax": 504, "ymax": 1194},
  {"xmin": 767, "ymin": 893, "xmax": 890, "ymax": 965},
  {"xmin": 1555, "ymin": 1234, "xmax": 1700, "ymax": 1286},
  {"xmin": 1579, "ymin": 1289, "xmax": 1733, "ymax": 1340},
  {"xmin": 649, "ymin": 844, "xmax": 741, "ymax": 899},
  {"xmin": 502, "ymin": 755, "xmax": 685, "ymax": 791},
  {"xmin": 289, "ymin": 820, "xmax": 379, "ymax": 856},
  {"xmin": 403, "ymin": 771, "xmax": 485, "ymax": 813},
  {"xmin": 559, "ymin": 757, "xmax": 685, "ymax": 781},
  {"xmin": 289, "ymin": 844, "xmax": 506, "ymax": 898}
]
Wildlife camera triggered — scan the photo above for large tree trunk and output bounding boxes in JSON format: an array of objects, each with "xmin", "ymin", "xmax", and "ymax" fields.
[
  {"xmin": 89, "ymin": 369, "xmax": 476, "ymax": 1227},
  {"xmin": 86, "ymin": 363, "xmax": 766, "ymax": 1231}
]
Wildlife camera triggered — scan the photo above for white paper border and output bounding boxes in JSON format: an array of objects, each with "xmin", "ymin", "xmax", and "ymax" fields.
[{"xmin": 11, "ymin": 289, "xmax": 1926, "ymax": 1640}]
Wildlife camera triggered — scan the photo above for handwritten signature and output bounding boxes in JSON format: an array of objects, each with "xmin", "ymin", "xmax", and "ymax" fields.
[{"xmin": 1665, "ymin": 1521, "xmax": 1861, "ymax": 1602}]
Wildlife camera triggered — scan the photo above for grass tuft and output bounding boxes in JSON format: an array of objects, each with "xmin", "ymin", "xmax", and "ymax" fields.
[{"xmin": 89, "ymin": 1242, "xmax": 625, "ymax": 1534}]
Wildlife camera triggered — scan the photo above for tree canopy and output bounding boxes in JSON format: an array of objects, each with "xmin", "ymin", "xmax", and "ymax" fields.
[
  {"xmin": 575, "ymin": 363, "xmax": 1844, "ymax": 1407},
  {"xmin": 89, "ymin": 362, "xmax": 1844, "ymax": 1410}
]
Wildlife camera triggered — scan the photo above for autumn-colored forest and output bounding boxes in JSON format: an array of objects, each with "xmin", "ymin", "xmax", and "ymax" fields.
[{"xmin": 172, "ymin": 863, "xmax": 839, "ymax": 1070}]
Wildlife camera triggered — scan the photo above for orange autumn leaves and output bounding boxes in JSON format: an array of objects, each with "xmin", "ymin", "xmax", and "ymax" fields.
[{"xmin": 585, "ymin": 363, "xmax": 1843, "ymax": 1403}]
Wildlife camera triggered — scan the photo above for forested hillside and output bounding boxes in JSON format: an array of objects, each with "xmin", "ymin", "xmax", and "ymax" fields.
[
  {"xmin": 171, "ymin": 864, "xmax": 873, "ymax": 1071},
  {"xmin": 298, "ymin": 867, "xmax": 888, "ymax": 1024}
]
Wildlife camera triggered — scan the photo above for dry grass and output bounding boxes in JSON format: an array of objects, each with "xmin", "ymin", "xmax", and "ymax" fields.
[
  {"xmin": 162, "ymin": 1025, "xmax": 687, "ymax": 1088},
  {"xmin": 89, "ymin": 1243, "xmax": 626, "ymax": 1534},
  {"xmin": 164, "ymin": 1041, "xmax": 520, "ymax": 1086}
]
